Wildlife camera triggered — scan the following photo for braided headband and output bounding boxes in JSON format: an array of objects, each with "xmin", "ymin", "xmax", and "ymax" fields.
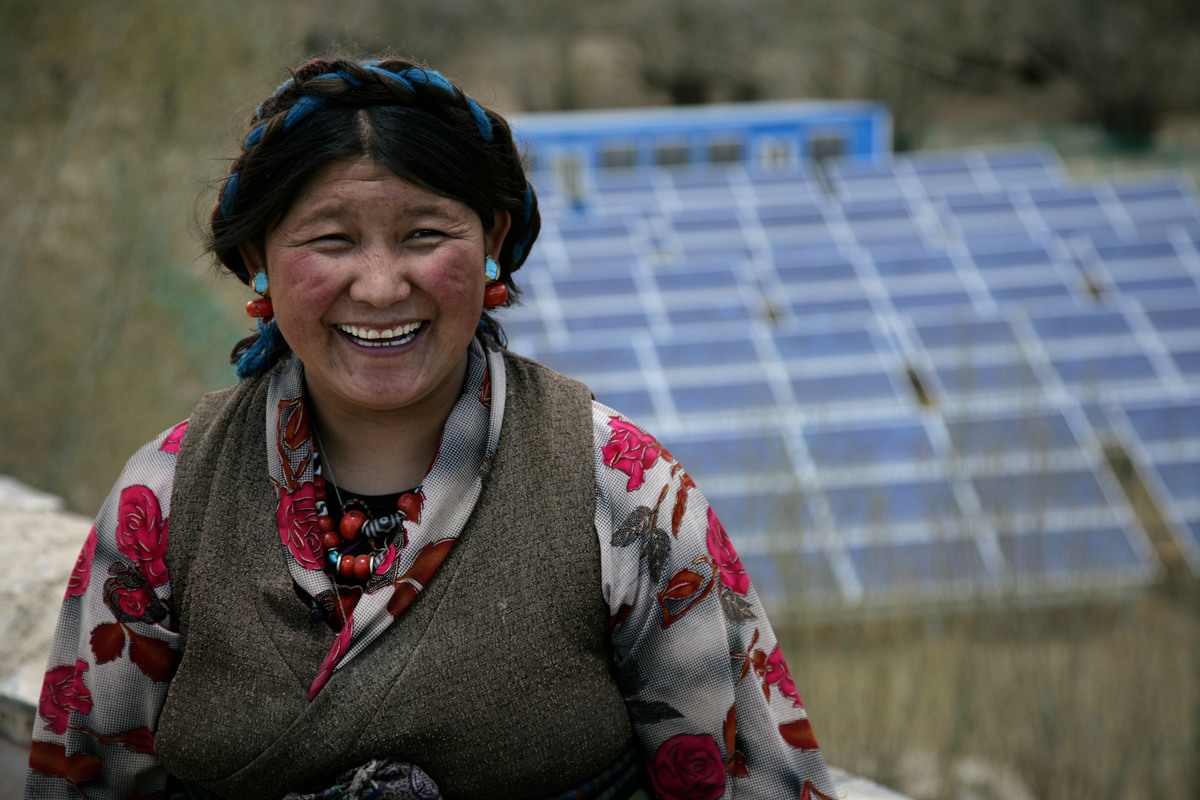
[{"xmin": 219, "ymin": 61, "xmax": 533, "ymax": 267}]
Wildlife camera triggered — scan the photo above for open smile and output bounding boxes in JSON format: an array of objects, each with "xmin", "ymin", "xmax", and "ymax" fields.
[{"xmin": 336, "ymin": 322, "xmax": 423, "ymax": 348}]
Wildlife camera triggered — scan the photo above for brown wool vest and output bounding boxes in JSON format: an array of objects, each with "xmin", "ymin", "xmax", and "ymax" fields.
[{"xmin": 155, "ymin": 352, "xmax": 634, "ymax": 799}]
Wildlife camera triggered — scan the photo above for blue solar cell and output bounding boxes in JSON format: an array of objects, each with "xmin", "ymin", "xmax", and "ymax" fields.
[
  {"xmin": 1156, "ymin": 461, "xmax": 1200, "ymax": 501},
  {"xmin": 791, "ymin": 371, "xmax": 903, "ymax": 407},
  {"xmin": 557, "ymin": 217, "xmax": 635, "ymax": 239},
  {"xmin": 839, "ymin": 195, "xmax": 910, "ymax": 216},
  {"xmin": 773, "ymin": 327, "xmax": 879, "ymax": 360},
  {"xmin": 1171, "ymin": 349, "xmax": 1200, "ymax": 376},
  {"xmin": 665, "ymin": 300, "xmax": 754, "ymax": 326},
  {"xmin": 889, "ymin": 288, "xmax": 973, "ymax": 311},
  {"xmin": 657, "ymin": 336, "xmax": 760, "ymax": 368},
  {"xmin": 655, "ymin": 265, "xmax": 741, "ymax": 292},
  {"xmin": 1147, "ymin": 307, "xmax": 1200, "ymax": 333},
  {"xmin": 705, "ymin": 489, "xmax": 816, "ymax": 536},
  {"xmin": 915, "ymin": 318, "xmax": 1017, "ymax": 351},
  {"xmin": 945, "ymin": 194, "xmax": 1016, "ymax": 214},
  {"xmin": 788, "ymin": 295, "xmax": 876, "ymax": 319},
  {"xmin": 999, "ymin": 527, "xmax": 1145, "ymax": 578},
  {"xmin": 665, "ymin": 431, "xmax": 794, "ymax": 477},
  {"xmin": 989, "ymin": 284, "xmax": 1074, "ymax": 304},
  {"xmin": 1093, "ymin": 239, "xmax": 1178, "ymax": 262},
  {"xmin": 670, "ymin": 379, "xmax": 776, "ymax": 413},
  {"xmin": 554, "ymin": 274, "xmax": 639, "ymax": 298},
  {"xmin": 1114, "ymin": 275, "xmax": 1197, "ymax": 295},
  {"xmin": 871, "ymin": 252, "xmax": 955, "ymax": 277},
  {"xmin": 826, "ymin": 480, "xmax": 962, "ymax": 528},
  {"xmin": 1052, "ymin": 354, "xmax": 1158, "ymax": 386},
  {"xmin": 595, "ymin": 388, "xmax": 657, "ymax": 420},
  {"xmin": 1030, "ymin": 311, "xmax": 1132, "ymax": 340},
  {"xmin": 973, "ymin": 469, "xmax": 1109, "ymax": 515},
  {"xmin": 804, "ymin": 420, "xmax": 935, "ymax": 468},
  {"xmin": 850, "ymin": 539, "xmax": 990, "ymax": 594},
  {"xmin": 934, "ymin": 361, "xmax": 1041, "ymax": 396},
  {"xmin": 564, "ymin": 310, "xmax": 650, "ymax": 334},
  {"xmin": 535, "ymin": 342, "xmax": 639, "ymax": 376},
  {"xmin": 739, "ymin": 551, "xmax": 841, "ymax": 602},
  {"xmin": 970, "ymin": 245, "xmax": 1054, "ymax": 270},
  {"xmin": 945, "ymin": 412, "xmax": 1079, "ymax": 457},
  {"xmin": 1125, "ymin": 403, "xmax": 1200, "ymax": 443},
  {"xmin": 775, "ymin": 260, "xmax": 859, "ymax": 285}
]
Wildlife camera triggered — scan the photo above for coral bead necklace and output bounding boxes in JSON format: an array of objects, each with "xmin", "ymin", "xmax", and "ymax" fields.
[{"xmin": 311, "ymin": 429, "xmax": 414, "ymax": 585}]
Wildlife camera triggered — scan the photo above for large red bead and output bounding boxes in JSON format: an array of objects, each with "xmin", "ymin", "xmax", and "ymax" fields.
[
  {"xmin": 246, "ymin": 298, "xmax": 274, "ymax": 318},
  {"xmin": 338, "ymin": 554, "xmax": 356, "ymax": 578},
  {"xmin": 321, "ymin": 531, "xmax": 341, "ymax": 550},
  {"xmin": 353, "ymin": 555, "xmax": 372, "ymax": 581},
  {"xmin": 483, "ymin": 281, "xmax": 508, "ymax": 309},
  {"xmin": 340, "ymin": 511, "xmax": 366, "ymax": 540},
  {"xmin": 317, "ymin": 515, "xmax": 334, "ymax": 533}
]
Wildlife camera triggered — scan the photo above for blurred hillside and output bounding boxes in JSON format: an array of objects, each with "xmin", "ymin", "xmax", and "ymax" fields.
[{"xmin": 2, "ymin": 0, "xmax": 1199, "ymax": 513}]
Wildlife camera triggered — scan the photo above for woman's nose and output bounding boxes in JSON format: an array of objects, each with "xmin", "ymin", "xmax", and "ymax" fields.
[{"xmin": 347, "ymin": 250, "xmax": 411, "ymax": 307}]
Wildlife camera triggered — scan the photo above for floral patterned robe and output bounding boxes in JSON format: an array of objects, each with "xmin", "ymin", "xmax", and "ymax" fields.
[{"xmin": 26, "ymin": 340, "xmax": 838, "ymax": 800}]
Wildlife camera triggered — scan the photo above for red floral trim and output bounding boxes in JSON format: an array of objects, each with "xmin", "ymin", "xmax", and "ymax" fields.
[
  {"xmin": 277, "ymin": 481, "xmax": 324, "ymax": 570},
  {"xmin": 309, "ymin": 620, "xmax": 352, "ymax": 701}
]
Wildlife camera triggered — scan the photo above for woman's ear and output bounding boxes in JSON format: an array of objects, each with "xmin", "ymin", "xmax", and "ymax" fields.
[
  {"xmin": 238, "ymin": 242, "xmax": 266, "ymax": 275},
  {"xmin": 487, "ymin": 210, "xmax": 512, "ymax": 258}
]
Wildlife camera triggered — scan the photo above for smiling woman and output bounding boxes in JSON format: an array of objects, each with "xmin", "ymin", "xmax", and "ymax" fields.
[{"xmin": 24, "ymin": 57, "xmax": 839, "ymax": 800}]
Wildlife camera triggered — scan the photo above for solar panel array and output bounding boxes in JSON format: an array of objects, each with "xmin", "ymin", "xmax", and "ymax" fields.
[{"xmin": 501, "ymin": 144, "xmax": 1200, "ymax": 614}]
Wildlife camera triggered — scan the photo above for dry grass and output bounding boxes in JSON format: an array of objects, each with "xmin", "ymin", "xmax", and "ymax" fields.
[{"xmin": 782, "ymin": 589, "xmax": 1199, "ymax": 800}]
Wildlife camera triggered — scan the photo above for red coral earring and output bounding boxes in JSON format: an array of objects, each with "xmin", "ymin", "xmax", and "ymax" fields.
[{"xmin": 483, "ymin": 281, "xmax": 508, "ymax": 308}]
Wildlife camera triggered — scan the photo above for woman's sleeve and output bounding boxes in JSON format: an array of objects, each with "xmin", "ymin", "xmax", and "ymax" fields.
[
  {"xmin": 24, "ymin": 421, "xmax": 188, "ymax": 800},
  {"xmin": 593, "ymin": 405, "xmax": 840, "ymax": 800}
]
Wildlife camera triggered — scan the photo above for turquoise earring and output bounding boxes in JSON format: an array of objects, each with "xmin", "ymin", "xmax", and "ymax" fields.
[{"xmin": 484, "ymin": 256, "xmax": 500, "ymax": 282}]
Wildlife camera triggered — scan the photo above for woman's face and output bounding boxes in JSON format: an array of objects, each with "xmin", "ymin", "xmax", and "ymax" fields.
[{"xmin": 254, "ymin": 156, "xmax": 510, "ymax": 422}]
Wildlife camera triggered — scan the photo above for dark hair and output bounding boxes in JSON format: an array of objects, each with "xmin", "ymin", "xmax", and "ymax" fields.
[{"xmin": 210, "ymin": 57, "xmax": 540, "ymax": 377}]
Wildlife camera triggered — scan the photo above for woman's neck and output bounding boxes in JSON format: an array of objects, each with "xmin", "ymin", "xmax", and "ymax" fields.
[{"xmin": 306, "ymin": 377, "xmax": 462, "ymax": 496}]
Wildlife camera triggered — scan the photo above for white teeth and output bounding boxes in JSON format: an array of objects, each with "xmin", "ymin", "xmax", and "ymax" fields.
[{"xmin": 337, "ymin": 322, "xmax": 422, "ymax": 346}]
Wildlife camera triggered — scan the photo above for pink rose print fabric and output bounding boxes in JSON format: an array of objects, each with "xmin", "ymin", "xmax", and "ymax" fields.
[
  {"xmin": 706, "ymin": 508, "xmax": 749, "ymax": 595},
  {"xmin": 64, "ymin": 527, "xmax": 97, "ymax": 600},
  {"xmin": 115, "ymin": 485, "xmax": 169, "ymax": 587},
  {"xmin": 38, "ymin": 661, "xmax": 93, "ymax": 736},
  {"xmin": 649, "ymin": 734, "xmax": 727, "ymax": 800},
  {"xmin": 602, "ymin": 416, "xmax": 663, "ymax": 491}
]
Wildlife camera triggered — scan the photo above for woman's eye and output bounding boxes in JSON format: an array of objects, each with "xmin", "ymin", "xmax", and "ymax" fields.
[
  {"xmin": 409, "ymin": 229, "xmax": 446, "ymax": 241},
  {"xmin": 310, "ymin": 233, "xmax": 351, "ymax": 245}
]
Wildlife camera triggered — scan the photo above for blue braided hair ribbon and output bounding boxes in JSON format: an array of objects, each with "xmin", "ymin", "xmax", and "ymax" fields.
[{"xmin": 221, "ymin": 62, "xmax": 497, "ymax": 226}]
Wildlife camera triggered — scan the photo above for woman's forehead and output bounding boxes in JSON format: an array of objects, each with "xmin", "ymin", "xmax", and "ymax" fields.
[{"xmin": 285, "ymin": 157, "xmax": 468, "ymax": 221}]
